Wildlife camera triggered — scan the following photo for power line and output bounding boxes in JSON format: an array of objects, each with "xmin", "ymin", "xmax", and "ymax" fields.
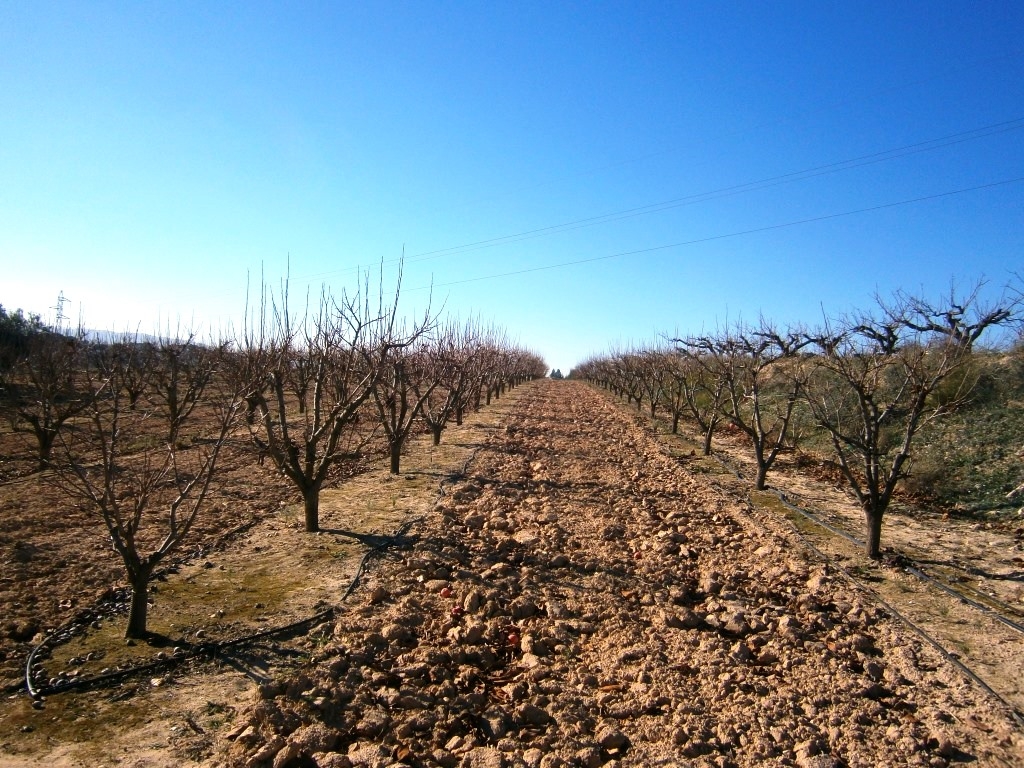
[
  {"xmin": 406, "ymin": 119, "xmax": 1024, "ymax": 262},
  {"xmin": 404, "ymin": 175, "xmax": 1024, "ymax": 292},
  {"xmin": 396, "ymin": 49, "xmax": 1024, "ymax": 235},
  {"xmin": 296, "ymin": 117, "xmax": 1024, "ymax": 284}
]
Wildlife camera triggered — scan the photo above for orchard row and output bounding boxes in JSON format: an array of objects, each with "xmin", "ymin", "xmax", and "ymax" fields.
[
  {"xmin": 0, "ymin": 276, "xmax": 546, "ymax": 638},
  {"xmin": 572, "ymin": 283, "xmax": 1021, "ymax": 560}
]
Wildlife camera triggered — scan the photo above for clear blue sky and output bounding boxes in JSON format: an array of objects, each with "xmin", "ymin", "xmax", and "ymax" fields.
[{"xmin": 2, "ymin": 1, "xmax": 1022, "ymax": 372}]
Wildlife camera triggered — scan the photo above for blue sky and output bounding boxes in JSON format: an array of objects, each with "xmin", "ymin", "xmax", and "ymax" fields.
[{"xmin": 1, "ymin": 2, "xmax": 1022, "ymax": 372}]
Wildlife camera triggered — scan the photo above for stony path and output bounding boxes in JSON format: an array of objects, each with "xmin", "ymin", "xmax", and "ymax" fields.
[{"xmin": 222, "ymin": 380, "xmax": 1024, "ymax": 768}]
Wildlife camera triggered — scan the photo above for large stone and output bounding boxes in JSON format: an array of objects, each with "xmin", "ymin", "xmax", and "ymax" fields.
[
  {"xmin": 288, "ymin": 722, "xmax": 340, "ymax": 754},
  {"xmin": 461, "ymin": 746, "xmax": 505, "ymax": 768}
]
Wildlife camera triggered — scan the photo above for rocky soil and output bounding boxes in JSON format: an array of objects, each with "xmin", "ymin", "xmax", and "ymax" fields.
[{"xmin": 219, "ymin": 380, "xmax": 1024, "ymax": 768}]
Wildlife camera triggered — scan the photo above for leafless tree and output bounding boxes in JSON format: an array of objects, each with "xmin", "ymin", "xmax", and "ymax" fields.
[
  {"xmin": 890, "ymin": 282, "xmax": 1020, "ymax": 352},
  {"xmin": 415, "ymin": 317, "xmax": 478, "ymax": 444},
  {"xmin": 242, "ymin": 271, "xmax": 401, "ymax": 532},
  {"xmin": 805, "ymin": 287, "xmax": 1018, "ymax": 558},
  {"xmin": 373, "ymin": 327, "xmax": 439, "ymax": 475},
  {"xmin": 3, "ymin": 327, "xmax": 92, "ymax": 470},
  {"xmin": 635, "ymin": 347, "xmax": 666, "ymax": 418},
  {"xmin": 666, "ymin": 347, "xmax": 728, "ymax": 454},
  {"xmin": 53, "ymin": 347, "xmax": 238, "ymax": 637},
  {"xmin": 111, "ymin": 337, "xmax": 156, "ymax": 409},
  {"xmin": 681, "ymin": 320, "xmax": 809, "ymax": 490},
  {"xmin": 149, "ymin": 332, "xmax": 220, "ymax": 445}
]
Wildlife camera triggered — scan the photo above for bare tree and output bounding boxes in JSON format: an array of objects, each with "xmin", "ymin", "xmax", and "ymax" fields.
[
  {"xmin": 805, "ymin": 287, "xmax": 1018, "ymax": 558},
  {"xmin": 682, "ymin": 320, "xmax": 809, "ymax": 490},
  {"xmin": 892, "ymin": 282, "xmax": 1019, "ymax": 352},
  {"xmin": 54, "ymin": 348, "xmax": 237, "ymax": 637},
  {"xmin": 415, "ymin": 317, "xmax": 477, "ymax": 445},
  {"xmin": 635, "ymin": 347, "xmax": 666, "ymax": 418},
  {"xmin": 243, "ymin": 273, "xmax": 400, "ymax": 532},
  {"xmin": 108, "ymin": 336, "xmax": 156, "ymax": 409},
  {"xmin": 4, "ymin": 328, "xmax": 92, "ymax": 470},
  {"xmin": 373, "ymin": 328, "xmax": 438, "ymax": 475},
  {"xmin": 149, "ymin": 333, "xmax": 220, "ymax": 445},
  {"xmin": 665, "ymin": 347, "xmax": 728, "ymax": 454}
]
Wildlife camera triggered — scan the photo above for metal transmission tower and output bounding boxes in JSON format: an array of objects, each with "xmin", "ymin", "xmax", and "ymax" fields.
[{"xmin": 52, "ymin": 291, "xmax": 69, "ymax": 332}]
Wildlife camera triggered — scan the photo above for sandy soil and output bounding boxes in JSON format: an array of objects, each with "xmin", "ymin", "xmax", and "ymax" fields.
[
  {"xmin": 652, "ymin": 404, "xmax": 1024, "ymax": 718},
  {"xmin": 212, "ymin": 380, "xmax": 1023, "ymax": 767},
  {"xmin": 0, "ymin": 385, "xmax": 523, "ymax": 767}
]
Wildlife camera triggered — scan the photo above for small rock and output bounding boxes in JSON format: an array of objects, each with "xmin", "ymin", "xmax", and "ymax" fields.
[
  {"xmin": 935, "ymin": 738, "xmax": 957, "ymax": 758},
  {"xmin": 461, "ymin": 746, "xmax": 505, "ymax": 768},
  {"xmin": 665, "ymin": 608, "xmax": 704, "ymax": 629},
  {"xmin": 7, "ymin": 620, "xmax": 38, "ymax": 642},
  {"xmin": 516, "ymin": 702, "xmax": 551, "ymax": 726},
  {"xmin": 355, "ymin": 710, "xmax": 389, "ymax": 737},
  {"xmin": 463, "ymin": 590, "xmax": 484, "ymax": 612},
  {"xmin": 575, "ymin": 746, "xmax": 602, "ymax": 768},
  {"xmin": 864, "ymin": 660, "xmax": 884, "ymax": 681},
  {"xmin": 723, "ymin": 611, "xmax": 751, "ymax": 635},
  {"xmin": 272, "ymin": 742, "xmax": 302, "ymax": 768},
  {"xmin": 248, "ymin": 735, "xmax": 286, "ymax": 765},
  {"xmin": 347, "ymin": 742, "xmax": 391, "ymax": 767},
  {"xmin": 289, "ymin": 722, "xmax": 340, "ymax": 753},
  {"xmin": 597, "ymin": 725, "xmax": 628, "ymax": 750},
  {"xmin": 849, "ymin": 633, "xmax": 874, "ymax": 653},
  {"xmin": 381, "ymin": 623, "xmax": 414, "ymax": 644}
]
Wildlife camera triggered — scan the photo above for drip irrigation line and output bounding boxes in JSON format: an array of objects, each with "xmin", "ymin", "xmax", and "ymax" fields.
[
  {"xmin": 640, "ymin": 396, "xmax": 1024, "ymax": 638},
  {"xmin": 904, "ymin": 566, "xmax": 1024, "ymax": 636},
  {"xmin": 764, "ymin": 484, "xmax": 1024, "ymax": 637},
  {"xmin": 19, "ymin": 393, "xmax": 514, "ymax": 702},
  {"xmin": 23, "ymin": 519, "xmax": 419, "ymax": 700},
  {"xmin": 775, "ymin": 507, "xmax": 1024, "ymax": 736},
  {"xmin": 602, "ymin": 387, "xmax": 1024, "ymax": 730}
]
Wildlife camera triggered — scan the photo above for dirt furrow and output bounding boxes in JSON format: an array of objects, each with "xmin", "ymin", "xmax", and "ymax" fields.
[{"xmin": 220, "ymin": 380, "xmax": 1023, "ymax": 768}]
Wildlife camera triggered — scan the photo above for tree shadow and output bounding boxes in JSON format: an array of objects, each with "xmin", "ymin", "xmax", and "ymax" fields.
[{"xmin": 320, "ymin": 527, "xmax": 417, "ymax": 550}]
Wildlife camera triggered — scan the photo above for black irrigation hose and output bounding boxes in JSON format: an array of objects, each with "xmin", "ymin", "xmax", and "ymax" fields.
[
  {"xmin": 23, "ymin": 519, "xmax": 419, "ymax": 701},
  {"xmin": 20, "ymin": 393, "xmax": 512, "ymax": 701},
  {"xmin": 628, "ymin": 402, "xmax": 1024, "ymax": 733},
  {"xmin": 776, "ymin": 510, "xmax": 1024, "ymax": 735},
  {"xmin": 767, "ymin": 491, "xmax": 1024, "ymax": 638},
  {"xmin": 664, "ymin": 421, "xmax": 1024, "ymax": 637},
  {"xmin": 904, "ymin": 566, "xmax": 1024, "ymax": 636},
  {"xmin": 736, "ymin": 472, "xmax": 1024, "ymax": 729}
]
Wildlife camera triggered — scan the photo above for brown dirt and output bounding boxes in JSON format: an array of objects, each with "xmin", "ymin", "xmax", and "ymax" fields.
[
  {"xmin": 0, "ymin": 388, "xmax": 522, "ymax": 766},
  {"xmin": 210, "ymin": 380, "xmax": 1023, "ymax": 767},
  {"xmin": 2, "ymin": 380, "xmax": 1023, "ymax": 767},
  {"xmin": 648, "ymin": 399, "xmax": 1024, "ymax": 720}
]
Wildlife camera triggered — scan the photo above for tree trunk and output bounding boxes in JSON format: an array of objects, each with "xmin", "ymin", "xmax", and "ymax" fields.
[
  {"xmin": 671, "ymin": 413, "xmax": 680, "ymax": 434},
  {"xmin": 36, "ymin": 430, "xmax": 57, "ymax": 471},
  {"xmin": 649, "ymin": 402, "xmax": 656, "ymax": 418},
  {"xmin": 303, "ymin": 485, "xmax": 320, "ymax": 532},
  {"xmin": 455, "ymin": 407, "xmax": 463, "ymax": 426},
  {"xmin": 432, "ymin": 425, "xmax": 443, "ymax": 446},
  {"xmin": 754, "ymin": 464, "xmax": 768, "ymax": 491},
  {"xmin": 125, "ymin": 565, "xmax": 154, "ymax": 638},
  {"xmin": 390, "ymin": 438, "xmax": 402, "ymax": 474},
  {"xmin": 865, "ymin": 507, "xmax": 883, "ymax": 559},
  {"xmin": 702, "ymin": 427, "xmax": 713, "ymax": 456}
]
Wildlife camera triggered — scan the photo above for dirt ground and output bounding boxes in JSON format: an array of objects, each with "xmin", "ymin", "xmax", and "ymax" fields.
[
  {"xmin": 2, "ymin": 380, "xmax": 1023, "ymax": 767},
  {"xmin": 0, "ymin": 385, "xmax": 521, "ymax": 766},
  {"xmin": 649, "ymin": 402, "xmax": 1024, "ymax": 719}
]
